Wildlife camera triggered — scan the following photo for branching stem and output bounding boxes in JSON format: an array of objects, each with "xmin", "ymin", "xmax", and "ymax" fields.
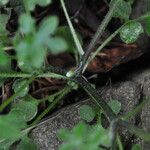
[{"xmin": 74, "ymin": 0, "xmax": 120, "ymax": 75}]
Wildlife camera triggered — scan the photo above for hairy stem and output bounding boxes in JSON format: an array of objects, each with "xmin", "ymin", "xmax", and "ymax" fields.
[
  {"xmin": 73, "ymin": 76, "xmax": 116, "ymax": 121},
  {"xmin": 60, "ymin": 0, "xmax": 84, "ymax": 56},
  {"xmin": 0, "ymin": 72, "xmax": 67, "ymax": 79},
  {"xmin": 74, "ymin": 0, "xmax": 120, "ymax": 75},
  {"xmin": 83, "ymin": 27, "xmax": 122, "ymax": 72}
]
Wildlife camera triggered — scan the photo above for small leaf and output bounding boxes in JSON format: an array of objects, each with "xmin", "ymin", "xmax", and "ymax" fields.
[
  {"xmin": 25, "ymin": 0, "xmax": 52, "ymax": 11},
  {"xmin": 55, "ymin": 26, "xmax": 83, "ymax": 53},
  {"xmin": 46, "ymin": 37, "xmax": 68, "ymax": 54},
  {"xmin": 120, "ymin": 21, "xmax": 144, "ymax": 44},
  {"xmin": 110, "ymin": 0, "xmax": 131, "ymax": 20},
  {"xmin": 0, "ymin": 114, "xmax": 26, "ymax": 139},
  {"xmin": 0, "ymin": 0, "xmax": 9, "ymax": 6},
  {"xmin": 15, "ymin": 36, "xmax": 46, "ymax": 72},
  {"xmin": 0, "ymin": 50, "xmax": 11, "ymax": 71},
  {"xmin": 17, "ymin": 136, "xmax": 38, "ymax": 150},
  {"xmin": 11, "ymin": 96, "xmax": 38, "ymax": 121},
  {"xmin": 0, "ymin": 139, "xmax": 16, "ymax": 150},
  {"xmin": 0, "ymin": 50, "xmax": 11, "ymax": 87},
  {"xmin": 131, "ymin": 144, "xmax": 142, "ymax": 150},
  {"xmin": 37, "ymin": 0, "xmax": 52, "ymax": 7},
  {"xmin": 19, "ymin": 14, "xmax": 35, "ymax": 34},
  {"xmin": 58, "ymin": 129, "xmax": 71, "ymax": 141},
  {"xmin": 38, "ymin": 16, "xmax": 59, "ymax": 41},
  {"xmin": 108, "ymin": 100, "xmax": 121, "ymax": 115},
  {"xmin": 13, "ymin": 79, "xmax": 29, "ymax": 97},
  {"xmin": 79, "ymin": 105, "xmax": 96, "ymax": 122},
  {"xmin": 0, "ymin": 14, "xmax": 9, "ymax": 34}
]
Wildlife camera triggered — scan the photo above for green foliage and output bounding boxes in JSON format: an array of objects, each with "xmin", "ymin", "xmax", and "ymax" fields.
[
  {"xmin": 58, "ymin": 122, "xmax": 110, "ymax": 150},
  {"xmin": 110, "ymin": 0, "xmax": 132, "ymax": 20},
  {"xmin": 0, "ymin": 50, "xmax": 11, "ymax": 86},
  {"xmin": 0, "ymin": 0, "xmax": 150, "ymax": 149},
  {"xmin": 0, "ymin": 113, "xmax": 26, "ymax": 139},
  {"xmin": 0, "ymin": 0, "xmax": 9, "ymax": 6},
  {"xmin": 14, "ymin": 14, "xmax": 67, "ymax": 72},
  {"xmin": 131, "ymin": 144, "xmax": 142, "ymax": 150},
  {"xmin": 13, "ymin": 79, "xmax": 30, "ymax": 97},
  {"xmin": 16, "ymin": 136, "xmax": 37, "ymax": 150},
  {"xmin": 120, "ymin": 21, "xmax": 144, "ymax": 44},
  {"xmin": 56, "ymin": 26, "xmax": 83, "ymax": 53},
  {"xmin": 25, "ymin": 0, "xmax": 52, "ymax": 11},
  {"xmin": 10, "ymin": 96, "xmax": 38, "ymax": 122},
  {"xmin": 79, "ymin": 105, "xmax": 96, "ymax": 122},
  {"xmin": 108, "ymin": 100, "xmax": 121, "ymax": 115},
  {"xmin": 0, "ymin": 14, "xmax": 10, "ymax": 47}
]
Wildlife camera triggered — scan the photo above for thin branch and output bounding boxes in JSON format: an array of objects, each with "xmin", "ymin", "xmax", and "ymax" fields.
[
  {"xmin": 0, "ymin": 71, "xmax": 67, "ymax": 79},
  {"xmin": 60, "ymin": 0, "xmax": 84, "ymax": 56},
  {"xmin": 73, "ymin": 76, "xmax": 116, "ymax": 121},
  {"xmin": 31, "ymin": 86, "xmax": 72, "ymax": 125},
  {"xmin": 83, "ymin": 26, "xmax": 122, "ymax": 72},
  {"xmin": 74, "ymin": 0, "xmax": 120, "ymax": 75}
]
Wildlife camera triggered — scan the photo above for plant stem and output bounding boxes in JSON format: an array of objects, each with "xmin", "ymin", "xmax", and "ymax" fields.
[
  {"xmin": 83, "ymin": 27, "xmax": 122, "ymax": 72},
  {"xmin": 0, "ymin": 75, "xmax": 36, "ymax": 112},
  {"xmin": 74, "ymin": 0, "xmax": 120, "ymax": 75},
  {"xmin": 0, "ymin": 72, "xmax": 67, "ymax": 79},
  {"xmin": 31, "ymin": 86, "xmax": 72, "ymax": 126},
  {"xmin": 60, "ymin": 0, "xmax": 84, "ymax": 56},
  {"xmin": 73, "ymin": 76, "xmax": 116, "ymax": 121},
  {"xmin": 117, "ymin": 135, "xmax": 124, "ymax": 150},
  {"xmin": 38, "ymin": 89, "xmax": 64, "ymax": 104},
  {"xmin": 121, "ymin": 97, "xmax": 150, "ymax": 121}
]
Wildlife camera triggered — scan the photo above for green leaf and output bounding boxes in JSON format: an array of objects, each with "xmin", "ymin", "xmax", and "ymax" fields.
[
  {"xmin": 37, "ymin": 0, "xmax": 52, "ymax": 7},
  {"xmin": 110, "ymin": 0, "xmax": 131, "ymax": 20},
  {"xmin": 0, "ymin": 0, "xmax": 9, "ymax": 6},
  {"xmin": 15, "ymin": 36, "xmax": 46, "ymax": 72},
  {"xmin": 25, "ymin": 0, "xmax": 52, "ymax": 11},
  {"xmin": 0, "ymin": 14, "xmax": 9, "ymax": 47},
  {"xmin": 87, "ymin": 124, "xmax": 110, "ymax": 147},
  {"xmin": 0, "ymin": 50, "xmax": 11, "ymax": 71},
  {"xmin": 12, "ymin": 79, "xmax": 29, "ymax": 97},
  {"xmin": 58, "ymin": 129, "xmax": 72, "ymax": 142},
  {"xmin": 58, "ymin": 122, "xmax": 110, "ymax": 150},
  {"xmin": 19, "ymin": 14, "xmax": 35, "ymax": 34},
  {"xmin": 79, "ymin": 105, "xmax": 96, "ymax": 122},
  {"xmin": 11, "ymin": 96, "xmax": 38, "ymax": 122},
  {"xmin": 108, "ymin": 100, "xmax": 121, "ymax": 115},
  {"xmin": 55, "ymin": 26, "xmax": 83, "ymax": 53},
  {"xmin": 120, "ymin": 21, "xmax": 144, "ymax": 44},
  {"xmin": 46, "ymin": 37, "xmax": 68, "ymax": 54},
  {"xmin": 0, "ymin": 139, "xmax": 17, "ymax": 150},
  {"xmin": 38, "ymin": 16, "xmax": 59, "ymax": 41},
  {"xmin": 0, "ymin": 50, "xmax": 11, "ymax": 87},
  {"xmin": 17, "ymin": 136, "xmax": 38, "ymax": 150},
  {"xmin": 0, "ymin": 114, "xmax": 26, "ymax": 139},
  {"xmin": 0, "ymin": 14, "xmax": 9, "ymax": 34},
  {"xmin": 131, "ymin": 144, "xmax": 142, "ymax": 150}
]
